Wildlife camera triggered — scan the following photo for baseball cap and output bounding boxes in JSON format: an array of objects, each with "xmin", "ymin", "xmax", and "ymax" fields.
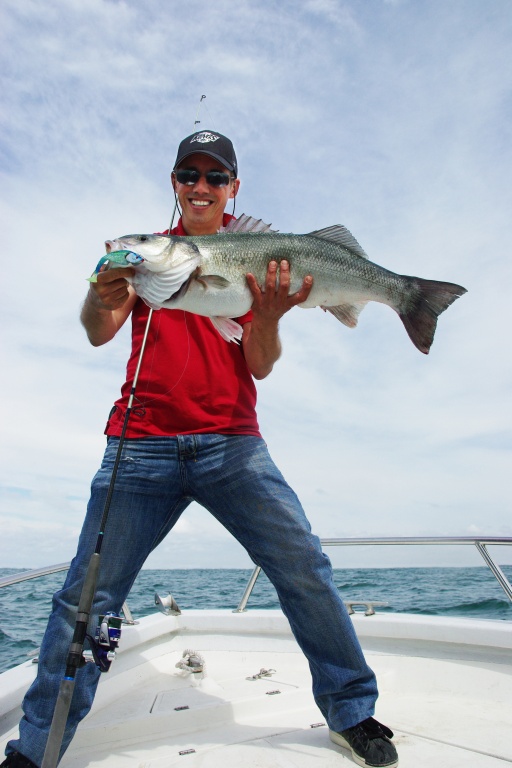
[{"xmin": 174, "ymin": 130, "xmax": 238, "ymax": 177}]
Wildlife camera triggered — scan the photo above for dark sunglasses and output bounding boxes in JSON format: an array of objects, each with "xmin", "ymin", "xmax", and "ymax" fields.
[{"xmin": 175, "ymin": 169, "xmax": 234, "ymax": 187}]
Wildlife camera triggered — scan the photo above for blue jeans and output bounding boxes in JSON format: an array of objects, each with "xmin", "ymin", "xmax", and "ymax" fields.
[{"xmin": 9, "ymin": 435, "xmax": 378, "ymax": 765}]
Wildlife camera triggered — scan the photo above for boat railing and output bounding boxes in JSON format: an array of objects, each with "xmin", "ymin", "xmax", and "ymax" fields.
[
  {"xmin": 1, "ymin": 537, "xmax": 511, "ymax": 618},
  {"xmin": 0, "ymin": 563, "xmax": 137, "ymax": 625},
  {"xmin": 233, "ymin": 536, "xmax": 512, "ymax": 612}
]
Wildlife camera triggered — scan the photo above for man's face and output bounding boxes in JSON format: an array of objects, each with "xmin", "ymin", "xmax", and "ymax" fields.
[{"xmin": 172, "ymin": 153, "xmax": 239, "ymax": 235}]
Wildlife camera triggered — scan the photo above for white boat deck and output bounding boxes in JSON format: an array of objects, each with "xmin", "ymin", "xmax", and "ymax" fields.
[{"xmin": 1, "ymin": 609, "xmax": 511, "ymax": 767}]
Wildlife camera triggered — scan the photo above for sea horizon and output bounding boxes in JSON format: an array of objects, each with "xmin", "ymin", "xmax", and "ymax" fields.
[{"xmin": 1, "ymin": 565, "xmax": 511, "ymax": 675}]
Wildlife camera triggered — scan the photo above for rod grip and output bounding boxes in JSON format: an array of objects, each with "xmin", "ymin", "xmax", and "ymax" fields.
[{"xmin": 41, "ymin": 678, "xmax": 75, "ymax": 768}]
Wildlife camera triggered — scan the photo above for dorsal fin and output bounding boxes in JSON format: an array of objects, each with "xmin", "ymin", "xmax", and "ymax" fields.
[
  {"xmin": 308, "ymin": 225, "xmax": 368, "ymax": 260},
  {"xmin": 220, "ymin": 213, "xmax": 278, "ymax": 234}
]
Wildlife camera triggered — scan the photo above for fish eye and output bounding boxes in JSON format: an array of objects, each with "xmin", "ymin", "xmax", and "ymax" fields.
[{"xmin": 138, "ymin": 236, "xmax": 148, "ymax": 242}]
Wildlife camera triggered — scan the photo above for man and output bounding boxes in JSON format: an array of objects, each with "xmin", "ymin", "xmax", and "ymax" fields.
[{"xmin": 3, "ymin": 130, "xmax": 398, "ymax": 768}]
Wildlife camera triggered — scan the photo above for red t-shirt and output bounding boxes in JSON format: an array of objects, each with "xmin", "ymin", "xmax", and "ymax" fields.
[{"xmin": 105, "ymin": 215, "xmax": 260, "ymax": 438}]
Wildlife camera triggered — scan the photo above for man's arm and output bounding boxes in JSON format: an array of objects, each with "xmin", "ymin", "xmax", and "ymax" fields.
[
  {"xmin": 80, "ymin": 267, "xmax": 137, "ymax": 346},
  {"xmin": 243, "ymin": 260, "xmax": 313, "ymax": 380}
]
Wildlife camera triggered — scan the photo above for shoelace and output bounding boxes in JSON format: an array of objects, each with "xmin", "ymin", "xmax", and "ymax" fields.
[{"xmin": 352, "ymin": 718, "xmax": 394, "ymax": 739}]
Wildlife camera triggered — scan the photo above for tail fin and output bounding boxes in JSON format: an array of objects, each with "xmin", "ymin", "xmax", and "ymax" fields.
[{"xmin": 400, "ymin": 278, "xmax": 467, "ymax": 354}]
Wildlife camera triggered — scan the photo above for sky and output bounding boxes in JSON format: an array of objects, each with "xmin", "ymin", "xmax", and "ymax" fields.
[{"xmin": 1, "ymin": 0, "xmax": 511, "ymax": 573}]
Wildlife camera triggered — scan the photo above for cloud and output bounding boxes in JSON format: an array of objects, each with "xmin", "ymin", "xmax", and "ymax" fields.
[{"xmin": 1, "ymin": 0, "xmax": 511, "ymax": 570}]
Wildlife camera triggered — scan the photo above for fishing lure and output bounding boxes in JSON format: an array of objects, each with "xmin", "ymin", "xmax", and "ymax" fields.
[{"xmin": 87, "ymin": 250, "xmax": 144, "ymax": 282}]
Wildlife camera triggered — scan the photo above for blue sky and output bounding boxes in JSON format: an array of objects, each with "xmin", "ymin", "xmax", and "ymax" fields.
[{"xmin": 1, "ymin": 0, "xmax": 511, "ymax": 570}]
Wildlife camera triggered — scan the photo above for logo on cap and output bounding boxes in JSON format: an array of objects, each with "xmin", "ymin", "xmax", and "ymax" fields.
[{"xmin": 190, "ymin": 131, "xmax": 220, "ymax": 145}]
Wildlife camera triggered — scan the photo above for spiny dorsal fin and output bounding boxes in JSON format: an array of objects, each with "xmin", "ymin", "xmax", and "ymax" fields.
[
  {"xmin": 220, "ymin": 213, "xmax": 278, "ymax": 234},
  {"xmin": 308, "ymin": 225, "xmax": 368, "ymax": 260}
]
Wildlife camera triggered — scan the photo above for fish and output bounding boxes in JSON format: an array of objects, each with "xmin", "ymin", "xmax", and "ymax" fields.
[{"xmin": 101, "ymin": 214, "xmax": 467, "ymax": 353}]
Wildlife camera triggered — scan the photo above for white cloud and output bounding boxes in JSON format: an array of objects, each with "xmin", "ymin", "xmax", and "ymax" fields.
[{"xmin": 1, "ymin": 0, "xmax": 511, "ymax": 571}]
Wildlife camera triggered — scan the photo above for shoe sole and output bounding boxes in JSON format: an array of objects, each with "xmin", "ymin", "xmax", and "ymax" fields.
[{"xmin": 329, "ymin": 729, "xmax": 399, "ymax": 768}]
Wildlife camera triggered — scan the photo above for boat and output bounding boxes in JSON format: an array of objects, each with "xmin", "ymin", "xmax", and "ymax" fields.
[{"xmin": 1, "ymin": 536, "xmax": 511, "ymax": 767}]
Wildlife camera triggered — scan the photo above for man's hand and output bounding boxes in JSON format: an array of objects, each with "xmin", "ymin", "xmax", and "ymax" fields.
[
  {"xmin": 242, "ymin": 260, "xmax": 313, "ymax": 380},
  {"xmin": 90, "ymin": 266, "xmax": 136, "ymax": 311},
  {"xmin": 81, "ymin": 266, "xmax": 137, "ymax": 346},
  {"xmin": 245, "ymin": 260, "xmax": 313, "ymax": 321}
]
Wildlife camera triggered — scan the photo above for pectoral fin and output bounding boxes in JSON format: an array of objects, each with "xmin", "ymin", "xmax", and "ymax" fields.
[
  {"xmin": 198, "ymin": 275, "xmax": 231, "ymax": 289},
  {"xmin": 133, "ymin": 255, "xmax": 202, "ymax": 308}
]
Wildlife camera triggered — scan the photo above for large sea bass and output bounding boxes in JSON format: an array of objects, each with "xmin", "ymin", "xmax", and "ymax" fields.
[{"xmin": 98, "ymin": 214, "xmax": 467, "ymax": 353}]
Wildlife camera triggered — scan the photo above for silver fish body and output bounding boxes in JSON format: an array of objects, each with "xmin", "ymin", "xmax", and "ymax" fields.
[{"xmin": 106, "ymin": 216, "xmax": 467, "ymax": 353}]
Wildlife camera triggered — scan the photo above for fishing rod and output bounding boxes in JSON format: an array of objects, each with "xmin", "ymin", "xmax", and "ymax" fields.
[
  {"xmin": 44, "ymin": 99, "xmax": 208, "ymax": 761},
  {"xmin": 41, "ymin": 308, "xmax": 154, "ymax": 768},
  {"xmin": 169, "ymin": 95, "xmax": 208, "ymax": 232},
  {"xmin": 194, "ymin": 94, "xmax": 206, "ymax": 127}
]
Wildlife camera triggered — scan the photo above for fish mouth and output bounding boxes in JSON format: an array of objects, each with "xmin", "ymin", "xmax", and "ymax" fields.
[{"xmin": 105, "ymin": 240, "xmax": 117, "ymax": 253}]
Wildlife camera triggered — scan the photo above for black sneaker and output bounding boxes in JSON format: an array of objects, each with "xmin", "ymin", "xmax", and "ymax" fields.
[
  {"xmin": 329, "ymin": 717, "xmax": 398, "ymax": 767},
  {"xmin": 0, "ymin": 753, "xmax": 38, "ymax": 768}
]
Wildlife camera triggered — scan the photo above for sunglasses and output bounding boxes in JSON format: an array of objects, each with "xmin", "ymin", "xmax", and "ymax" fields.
[{"xmin": 175, "ymin": 169, "xmax": 234, "ymax": 187}]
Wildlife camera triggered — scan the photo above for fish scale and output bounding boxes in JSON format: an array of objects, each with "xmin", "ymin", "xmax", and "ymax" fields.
[{"xmin": 166, "ymin": 232, "xmax": 411, "ymax": 315}]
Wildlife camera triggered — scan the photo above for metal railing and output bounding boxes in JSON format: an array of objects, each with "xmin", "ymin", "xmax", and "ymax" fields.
[
  {"xmin": 0, "ymin": 562, "xmax": 70, "ymax": 589},
  {"xmin": 1, "ymin": 537, "xmax": 511, "ymax": 619},
  {"xmin": 234, "ymin": 536, "xmax": 512, "ymax": 612},
  {"xmin": 0, "ymin": 563, "xmax": 136, "ymax": 624}
]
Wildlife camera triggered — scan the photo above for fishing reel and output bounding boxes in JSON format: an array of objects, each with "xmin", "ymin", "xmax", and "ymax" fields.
[{"xmin": 85, "ymin": 611, "xmax": 122, "ymax": 673}]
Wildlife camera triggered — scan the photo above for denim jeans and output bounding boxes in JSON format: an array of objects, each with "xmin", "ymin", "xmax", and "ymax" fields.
[{"xmin": 9, "ymin": 434, "xmax": 378, "ymax": 765}]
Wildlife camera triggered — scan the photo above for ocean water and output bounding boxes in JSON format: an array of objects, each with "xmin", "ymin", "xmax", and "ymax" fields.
[{"xmin": 0, "ymin": 566, "xmax": 511, "ymax": 675}]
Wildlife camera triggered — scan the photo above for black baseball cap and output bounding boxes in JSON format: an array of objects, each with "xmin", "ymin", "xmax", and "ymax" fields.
[{"xmin": 174, "ymin": 130, "xmax": 238, "ymax": 177}]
